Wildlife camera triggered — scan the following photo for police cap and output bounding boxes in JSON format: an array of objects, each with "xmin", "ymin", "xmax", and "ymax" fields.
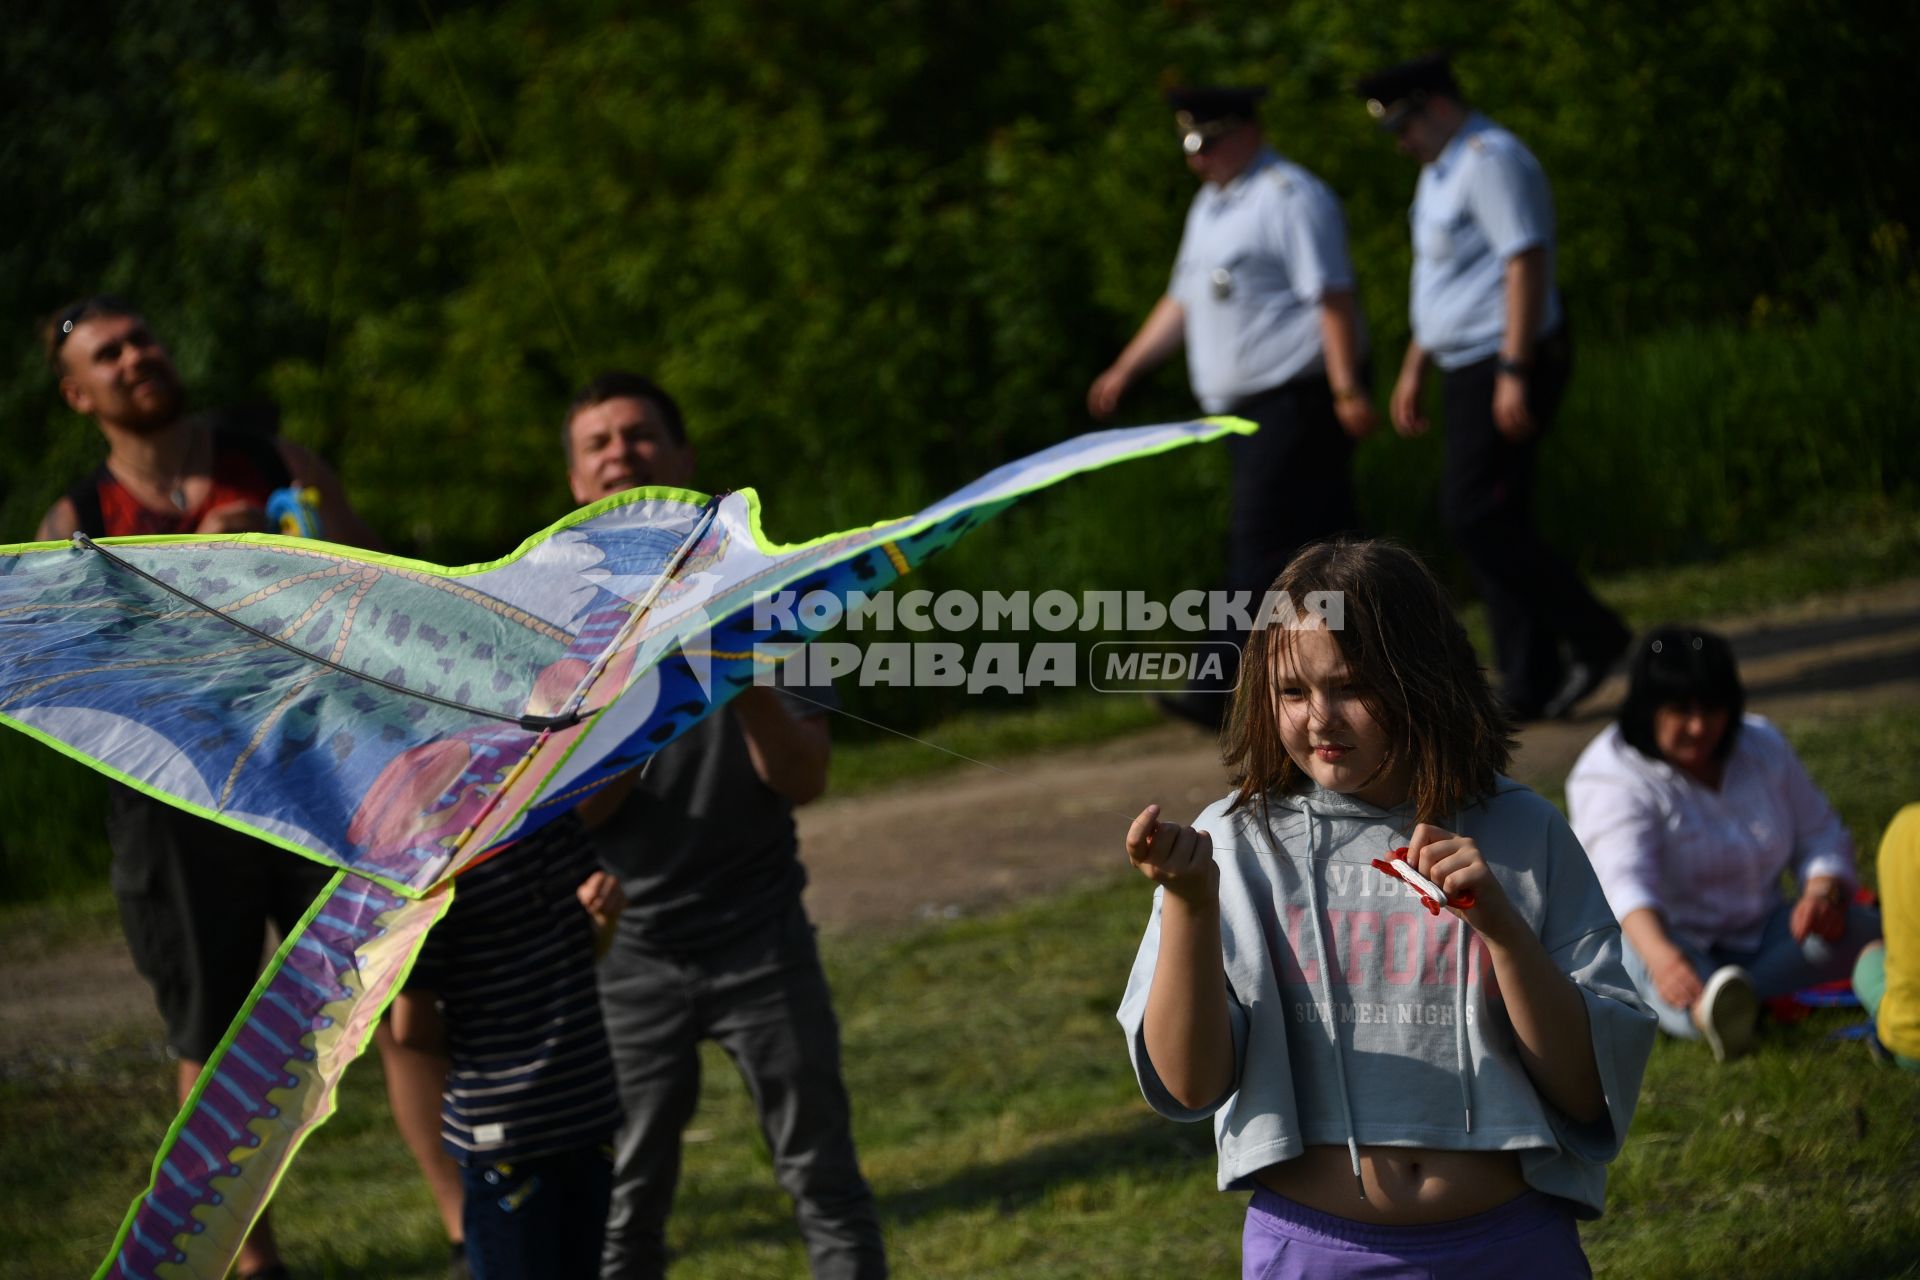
[
  {"xmin": 1354, "ymin": 54, "xmax": 1460, "ymax": 130},
  {"xmin": 1164, "ymin": 85, "xmax": 1267, "ymax": 155}
]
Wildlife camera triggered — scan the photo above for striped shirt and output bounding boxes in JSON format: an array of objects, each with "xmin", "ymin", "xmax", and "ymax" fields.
[{"xmin": 410, "ymin": 815, "xmax": 622, "ymax": 1164}]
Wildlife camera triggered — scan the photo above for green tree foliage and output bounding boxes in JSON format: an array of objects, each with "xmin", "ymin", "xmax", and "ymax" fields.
[
  {"xmin": 0, "ymin": 2, "xmax": 369, "ymax": 535},
  {"xmin": 9, "ymin": 0, "xmax": 1915, "ymax": 556}
]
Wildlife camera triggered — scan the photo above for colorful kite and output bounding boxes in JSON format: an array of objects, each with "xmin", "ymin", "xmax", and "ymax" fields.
[{"xmin": 0, "ymin": 417, "xmax": 1250, "ymax": 1279}]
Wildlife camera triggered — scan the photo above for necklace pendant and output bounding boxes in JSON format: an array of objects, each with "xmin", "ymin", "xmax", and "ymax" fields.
[{"xmin": 170, "ymin": 486, "xmax": 188, "ymax": 511}]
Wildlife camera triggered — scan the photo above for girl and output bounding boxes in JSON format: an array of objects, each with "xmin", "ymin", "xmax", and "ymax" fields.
[{"xmin": 1118, "ymin": 539, "xmax": 1654, "ymax": 1278}]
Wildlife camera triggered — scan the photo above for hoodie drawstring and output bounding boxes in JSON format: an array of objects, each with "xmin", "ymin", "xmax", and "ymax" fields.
[
  {"xmin": 1455, "ymin": 919, "xmax": 1473, "ymax": 1134},
  {"xmin": 1452, "ymin": 809, "xmax": 1473, "ymax": 1135},
  {"xmin": 1292, "ymin": 799, "xmax": 1365, "ymax": 1199}
]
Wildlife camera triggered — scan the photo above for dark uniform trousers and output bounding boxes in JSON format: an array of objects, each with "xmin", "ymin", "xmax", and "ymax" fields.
[
  {"xmin": 1225, "ymin": 372, "xmax": 1360, "ymax": 605},
  {"xmin": 1439, "ymin": 326, "xmax": 1628, "ymax": 711}
]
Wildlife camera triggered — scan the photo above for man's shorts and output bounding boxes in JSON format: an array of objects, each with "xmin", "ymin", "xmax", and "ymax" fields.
[{"xmin": 107, "ymin": 785, "xmax": 335, "ymax": 1061}]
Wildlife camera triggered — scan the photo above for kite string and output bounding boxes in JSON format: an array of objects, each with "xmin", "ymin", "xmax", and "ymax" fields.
[
  {"xmin": 400, "ymin": 7, "xmax": 1050, "ymax": 795},
  {"xmin": 396, "ymin": 3, "xmax": 1135, "ymax": 806},
  {"xmin": 74, "ymin": 524, "xmax": 1398, "ymax": 869},
  {"xmin": 415, "ymin": 0, "xmax": 584, "ymax": 378},
  {"xmin": 316, "ymin": 0, "xmax": 382, "ymax": 452},
  {"xmin": 782, "ymin": 687, "xmax": 1404, "ymax": 870},
  {"xmin": 777, "ymin": 688, "xmax": 1021, "ymax": 783}
]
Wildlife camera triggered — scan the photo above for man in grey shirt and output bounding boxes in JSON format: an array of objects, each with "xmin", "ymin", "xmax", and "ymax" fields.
[{"xmin": 562, "ymin": 371, "xmax": 885, "ymax": 1280}]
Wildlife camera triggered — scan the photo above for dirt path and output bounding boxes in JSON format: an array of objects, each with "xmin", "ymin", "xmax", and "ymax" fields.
[{"xmin": 4, "ymin": 578, "xmax": 1917, "ymax": 1067}]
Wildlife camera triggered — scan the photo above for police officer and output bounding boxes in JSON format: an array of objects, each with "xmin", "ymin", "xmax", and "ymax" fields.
[
  {"xmin": 1090, "ymin": 86, "xmax": 1373, "ymax": 726},
  {"xmin": 1356, "ymin": 54, "xmax": 1629, "ymax": 721}
]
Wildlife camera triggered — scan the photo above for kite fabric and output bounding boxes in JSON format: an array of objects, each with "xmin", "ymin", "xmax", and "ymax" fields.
[{"xmin": 0, "ymin": 416, "xmax": 1252, "ymax": 1279}]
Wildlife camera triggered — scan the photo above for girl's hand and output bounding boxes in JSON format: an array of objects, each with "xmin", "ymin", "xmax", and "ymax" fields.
[
  {"xmin": 1407, "ymin": 822, "xmax": 1522, "ymax": 946},
  {"xmin": 1126, "ymin": 804, "xmax": 1218, "ymax": 905}
]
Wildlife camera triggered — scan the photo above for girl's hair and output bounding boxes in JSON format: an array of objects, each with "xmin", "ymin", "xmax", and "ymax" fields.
[
  {"xmin": 1224, "ymin": 538, "xmax": 1512, "ymax": 821},
  {"xmin": 1617, "ymin": 625, "xmax": 1744, "ymax": 762}
]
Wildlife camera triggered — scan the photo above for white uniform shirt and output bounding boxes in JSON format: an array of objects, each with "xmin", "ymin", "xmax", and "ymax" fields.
[
  {"xmin": 1170, "ymin": 148, "xmax": 1362, "ymax": 412},
  {"xmin": 1409, "ymin": 112, "xmax": 1563, "ymax": 369},
  {"xmin": 1566, "ymin": 715, "xmax": 1856, "ymax": 952}
]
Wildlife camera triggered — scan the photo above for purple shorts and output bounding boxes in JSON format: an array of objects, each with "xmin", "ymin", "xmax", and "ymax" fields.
[{"xmin": 1241, "ymin": 1186, "xmax": 1590, "ymax": 1279}]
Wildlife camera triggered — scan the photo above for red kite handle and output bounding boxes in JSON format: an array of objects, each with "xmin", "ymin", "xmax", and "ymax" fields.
[{"xmin": 1385, "ymin": 846, "xmax": 1476, "ymax": 911}]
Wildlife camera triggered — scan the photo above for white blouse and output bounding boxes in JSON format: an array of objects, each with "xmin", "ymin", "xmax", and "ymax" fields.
[{"xmin": 1566, "ymin": 715, "xmax": 1855, "ymax": 952}]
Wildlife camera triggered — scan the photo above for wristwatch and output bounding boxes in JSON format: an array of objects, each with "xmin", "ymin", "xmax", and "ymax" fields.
[{"xmin": 1496, "ymin": 356, "xmax": 1530, "ymax": 379}]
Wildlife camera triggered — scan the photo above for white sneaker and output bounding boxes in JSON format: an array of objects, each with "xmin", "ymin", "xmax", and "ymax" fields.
[{"xmin": 1695, "ymin": 966, "xmax": 1759, "ymax": 1062}]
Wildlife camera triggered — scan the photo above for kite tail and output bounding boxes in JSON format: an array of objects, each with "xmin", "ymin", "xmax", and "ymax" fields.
[{"xmin": 95, "ymin": 873, "xmax": 453, "ymax": 1280}]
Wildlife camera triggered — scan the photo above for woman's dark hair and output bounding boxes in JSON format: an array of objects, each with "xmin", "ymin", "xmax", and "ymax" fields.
[
  {"xmin": 1224, "ymin": 538, "xmax": 1513, "ymax": 821},
  {"xmin": 1617, "ymin": 625, "xmax": 1745, "ymax": 762}
]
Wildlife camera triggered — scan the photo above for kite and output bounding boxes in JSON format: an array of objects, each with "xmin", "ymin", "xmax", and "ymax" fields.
[{"xmin": 0, "ymin": 416, "xmax": 1251, "ymax": 1279}]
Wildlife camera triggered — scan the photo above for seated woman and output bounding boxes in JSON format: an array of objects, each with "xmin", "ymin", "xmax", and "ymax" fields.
[{"xmin": 1566, "ymin": 625, "xmax": 1880, "ymax": 1061}]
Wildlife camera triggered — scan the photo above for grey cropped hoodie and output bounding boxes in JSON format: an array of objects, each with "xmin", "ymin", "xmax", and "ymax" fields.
[{"xmin": 1118, "ymin": 778, "xmax": 1655, "ymax": 1218}]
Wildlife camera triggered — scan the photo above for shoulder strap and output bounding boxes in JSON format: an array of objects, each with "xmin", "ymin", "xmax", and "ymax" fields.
[{"xmin": 63, "ymin": 467, "xmax": 110, "ymax": 538}]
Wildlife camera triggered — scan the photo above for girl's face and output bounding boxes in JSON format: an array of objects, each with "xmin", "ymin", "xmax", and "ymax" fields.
[{"xmin": 1271, "ymin": 624, "xmax": 1409, "ymax": 809}]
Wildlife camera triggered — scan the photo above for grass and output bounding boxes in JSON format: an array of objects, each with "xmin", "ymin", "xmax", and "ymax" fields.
[
  {"xmin": 0, "ymin": 737, "xmax": 113, "ymax": 902},
  {"xmin": 1591, "ymin": 503, "xmax": 1920, "ymax": 633},
  {"xmin": 0, "ymin": 888, "xmax": 119, "ymax": 966},
  {"xmin": 5, "ymin": 704, "xmax": 1917, "ymax": 1278}
]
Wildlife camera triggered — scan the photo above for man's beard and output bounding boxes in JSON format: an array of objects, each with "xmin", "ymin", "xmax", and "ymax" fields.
[{"xmin": 120, "ymin": 374, "xmax": 185, "ymax": 431}]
